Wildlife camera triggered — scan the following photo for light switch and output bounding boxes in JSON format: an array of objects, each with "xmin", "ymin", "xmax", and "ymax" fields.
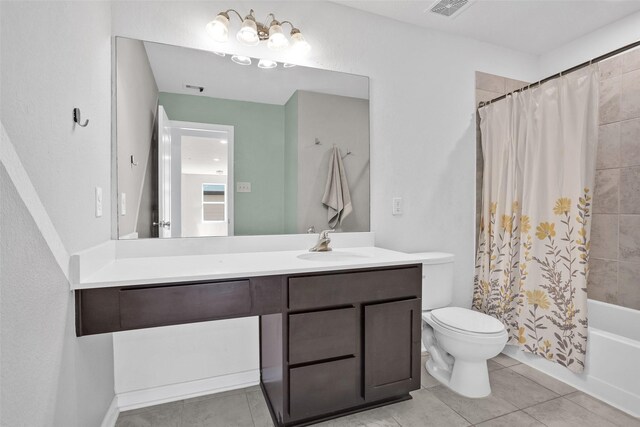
[
  {"xmin": 237, "ymin": 182, "xmax": 251, "ymax": 193},
  {"xmin": 120, "ymin": 192, "xmax": 126, "ymax": 216},
  {"xmin": 392, "ymin": 197, "xmax": 402, "ymax": 215},
  {"xmin": 95, "ymin": 187, "xmax": 103, "ymax": 217}
]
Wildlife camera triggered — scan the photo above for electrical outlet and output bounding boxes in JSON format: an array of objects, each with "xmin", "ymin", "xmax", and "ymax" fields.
[
  {"xmin": 237, "ymin": 182, "xmax": 251, "ymax": 193},
  {"xmin": 120, "ymin": 192, "xmax": 127, "ymax": 216},
  {"xmin": 95, "ymin": 187, "xmax": 103, "ymax": 217},
  {"xmin": 392, "ymin": 197, "xmax": 402, "ymax": 215}
]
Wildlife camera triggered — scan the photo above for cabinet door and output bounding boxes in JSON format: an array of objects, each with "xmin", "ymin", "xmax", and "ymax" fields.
[{"xmin": 363, "ymin": 298, "xmax": 421, "ymax": 401}]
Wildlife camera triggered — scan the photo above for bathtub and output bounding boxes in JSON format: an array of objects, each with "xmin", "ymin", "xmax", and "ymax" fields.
[{"xmin": 502, "ymin": 299, "xmax": 640, "ymax": 417}]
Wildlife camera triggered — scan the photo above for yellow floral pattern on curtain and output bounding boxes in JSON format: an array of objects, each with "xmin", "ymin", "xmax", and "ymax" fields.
[
  {"xmin": 473, "ymin": 191, "xmax": 592, "ymax": 371},
  {"xmin": 473, "ymin": 66, "xmax": 598, "ymax": 373}
]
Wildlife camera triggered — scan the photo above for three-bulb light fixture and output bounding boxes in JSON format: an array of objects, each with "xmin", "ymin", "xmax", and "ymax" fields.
[{"xmin": 206, "ymin": 9, "xmax": 311, "ymax": 69}]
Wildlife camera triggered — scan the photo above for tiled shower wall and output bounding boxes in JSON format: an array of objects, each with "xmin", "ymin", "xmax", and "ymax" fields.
[{"xmin": 589, "ymin": 47, "xmax": 640, "ymax": 310}]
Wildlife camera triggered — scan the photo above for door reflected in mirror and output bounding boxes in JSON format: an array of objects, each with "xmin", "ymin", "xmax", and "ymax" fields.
[{"xmin": 115, "ymin": 37, "xmax": 370, "ymax": 239}]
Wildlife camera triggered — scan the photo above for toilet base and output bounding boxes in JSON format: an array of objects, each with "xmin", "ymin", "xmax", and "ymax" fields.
[{"xmin": 426, "ymin": 357, "xmax": 491, "ymax": 398}]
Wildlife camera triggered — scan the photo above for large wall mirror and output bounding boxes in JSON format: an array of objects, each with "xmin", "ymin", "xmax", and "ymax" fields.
[{"xmin": 115, "ymin": 37, "xmax": 370, "ymax": 239}]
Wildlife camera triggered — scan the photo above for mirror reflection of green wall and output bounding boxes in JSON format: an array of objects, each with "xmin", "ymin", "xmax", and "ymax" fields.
[
  {"xmin": 115, "ymin": 37, "xmax": 369, "ymax": 239},
  {"xmin": 160, "ymin": 92, "xmax": 286, "ymax": 236}
]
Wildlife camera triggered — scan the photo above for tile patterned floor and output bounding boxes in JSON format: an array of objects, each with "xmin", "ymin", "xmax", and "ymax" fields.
[{"xmin": 115, "ymin": 354, "xmax": 640, "ymax": 427}]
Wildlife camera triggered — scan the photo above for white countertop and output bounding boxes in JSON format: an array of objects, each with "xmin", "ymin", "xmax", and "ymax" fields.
[{"xmin": 75, "ymin": 247, "xmax": 431, "ymax": 290}]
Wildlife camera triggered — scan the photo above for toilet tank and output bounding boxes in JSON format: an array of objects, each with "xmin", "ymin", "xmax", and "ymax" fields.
[{"xmin": 412, "ymin": 252, "xmax": 455, "ymax": 311}]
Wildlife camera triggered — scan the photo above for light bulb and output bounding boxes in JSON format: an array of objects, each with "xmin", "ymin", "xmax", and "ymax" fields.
[
  {"xmin": 237, "ymin": 17, "xmax": 259, "ymax": 46},
  {"xmin": 290, "ymin": 31, "xmax": 311, "ymax": 55},
  {"xmin": 205, "ymin": 13, "xmax": 229, "ymax": 42},
  {"xmin": 258, "ymin": 59, "xmax": 278, "ymax": 69},
  {"xmin": 231, "ymin": 55, "xmax": 252, "ymax": 66},
  {"xmin": 283, "ymin": 63, "xmax": 297, "ymax": 68},
  {"xmin": 267, "ymin": 24, "xmax": 289, "ymax": 50}
]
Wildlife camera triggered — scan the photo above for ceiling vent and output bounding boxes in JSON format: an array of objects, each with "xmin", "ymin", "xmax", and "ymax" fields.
[{"xmin": 428, "ymin": 0, "xmax": 472, "ymax": 18}]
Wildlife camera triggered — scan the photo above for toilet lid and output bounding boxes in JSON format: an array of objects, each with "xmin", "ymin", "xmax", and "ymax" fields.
[{"xmin": 431, "ymin": 307, "xmax": 505, "ymax": 335}]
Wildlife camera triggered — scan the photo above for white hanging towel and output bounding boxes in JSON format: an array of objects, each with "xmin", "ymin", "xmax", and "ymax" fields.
[{"xmin": 322, "ymin": 146, "xmax": 353, "ymax": 228}]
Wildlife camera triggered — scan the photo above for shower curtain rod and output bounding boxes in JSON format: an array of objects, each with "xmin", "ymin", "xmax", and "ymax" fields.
[{"xmin": 477, "ymin": 38, "xmax": 640, "ymax": 109}]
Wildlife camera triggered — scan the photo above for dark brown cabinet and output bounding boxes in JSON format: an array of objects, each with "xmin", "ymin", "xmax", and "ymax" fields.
[
  {"xmin": 289, "ymin": 357, "xmax": 360, "ymax": 420},
  {"xmin": 288, "ymin": 307, "xmax": 358, "ymax": 365},
  {"xmin": 261, "ymin": 265, "xmax": 422, "ymax": 426},
  {"xmin": 119, "ymin": 280, "xmax": 252, "ymax": 329},
  {"xmin": 363, "ymin": 299, "xmax": 422, "ymax": 401},
  {"xmin": 74, "ymin": 264, "xmax": 422, "ymax": 426}
]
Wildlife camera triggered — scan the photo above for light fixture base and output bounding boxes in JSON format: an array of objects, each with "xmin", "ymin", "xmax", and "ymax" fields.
[{"xmin": 257, "ymin": 22, "xmax": 270, "ymax": 40}]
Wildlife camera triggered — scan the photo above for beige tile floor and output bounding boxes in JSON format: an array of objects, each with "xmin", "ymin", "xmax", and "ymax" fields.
[{"xmin": 115, "ymin": 354, "xmax": 640, "ymax": 427}]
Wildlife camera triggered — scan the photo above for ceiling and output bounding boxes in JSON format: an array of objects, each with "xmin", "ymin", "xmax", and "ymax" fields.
[
  {"xmin": 144, "ymin": 41, "xmax": 369, "ymax": 105},
  {"xmin": 332, "ymin": 0, "xmax": 640, "ymax": 55},
  {"xmin": 181, "ymin": 135, "xmax": 228, "ymax": 176}
]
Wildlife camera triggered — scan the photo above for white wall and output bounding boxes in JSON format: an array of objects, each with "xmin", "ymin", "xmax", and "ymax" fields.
[
  {"xmin": 538, "ymin": 10, "xmax": 640, "ymax": 77},
  {"xmin": 1, "ymin": 166, "xmax": 114, "ymax": 426},
  {"xmin": 0, "ymin": 1, "xmax": 115, "ymax": 425},
  {"xmin": 116, "ymin": 37, "xmax": 159, "ymax": 238},
  {"xmin": 296, "ymin": 91, "xmax": 370, "ymax": 233},
  {"xmin": 0, "ymin": 1, "xmax": 113, "ymax": 255},
  {"xmin": 113, "ymin": 317, "xmax": 259, "ymax": 406}
]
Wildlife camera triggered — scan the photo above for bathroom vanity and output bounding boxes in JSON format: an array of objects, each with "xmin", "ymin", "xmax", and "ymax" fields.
[
  {"xmin": 74, "ymin": 247, "xmax": 423, "ymax": 426},
  {"xmin": 260, "ymin": 266, "xmax": 421, "ymax": 426},
  {"xmin": 86, "ymin": 34, "xmax": 419, "ymax": 424}
]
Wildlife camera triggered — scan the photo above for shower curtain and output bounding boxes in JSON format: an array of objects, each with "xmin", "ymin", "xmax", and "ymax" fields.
[{"xmin": 473, "ymin": 66, "xmax": 598, "ymax": 372}]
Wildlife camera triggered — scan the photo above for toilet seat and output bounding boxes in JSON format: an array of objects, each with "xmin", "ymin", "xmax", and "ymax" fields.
[
  {"xmin": 431, "ymin": 307, "xmax": 506, "ymax": 336},
  {"xmin": 423, "ymin": 308, "xmax": 507, "ymax": 344}
]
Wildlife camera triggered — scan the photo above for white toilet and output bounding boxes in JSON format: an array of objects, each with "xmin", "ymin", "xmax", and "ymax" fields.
[{"xmin": 415, "ymin": 252, "xmax": 508, "ymax": 398}]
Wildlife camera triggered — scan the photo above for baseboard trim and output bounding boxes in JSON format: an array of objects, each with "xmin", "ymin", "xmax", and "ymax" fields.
[
  {"xmin": 116, "ymin": 370, "xmax": 260, "ymax": 412},
  {"xmin": 100, "ymin": 396, "xmax": 119, "ymax": 427}
]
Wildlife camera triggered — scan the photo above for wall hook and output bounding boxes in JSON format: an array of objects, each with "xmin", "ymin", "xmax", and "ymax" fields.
[
  {"xmin": 314, "ymin": 138, "xmax": 322, "ymax": 145},
  {"xmin": 130, "ymin": 155, "xmax": 139, "ymax": 167},
  {"xmin": 73, "ymin": 108, "xmax": 89, "ymax": 127}
]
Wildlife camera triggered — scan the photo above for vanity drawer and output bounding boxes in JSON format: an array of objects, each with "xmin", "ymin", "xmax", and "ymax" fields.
[
  {"xmin": 119, "ymin": 280, "xmax": 251, "ymax": 329},
  {"xmin": 289, "ymin": 357, "xmax": 359, "ymax": 420},
  {"xmin": 289, "ymin": 307, "xmax": 357, "ymax": 365},
  {"xmin": 288, "ymin": 266, "xmax": 421, "ymax": 310}
]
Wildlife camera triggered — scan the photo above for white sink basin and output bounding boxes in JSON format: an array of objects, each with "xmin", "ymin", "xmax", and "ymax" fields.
[{"xmin": 297, "ymin": 251, "xmax": 370, "ymax": 262}]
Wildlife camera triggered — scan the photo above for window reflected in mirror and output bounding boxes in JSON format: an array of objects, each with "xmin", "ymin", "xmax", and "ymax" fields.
[{"xmin": 203, "ymin": 184, "xmax": 226, "ymax": 222}]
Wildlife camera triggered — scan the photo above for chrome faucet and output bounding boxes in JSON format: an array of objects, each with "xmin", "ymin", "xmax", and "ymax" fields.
[{"xmin": 309, "ymin": 229, "xmax": 334, "ymax": 252}]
